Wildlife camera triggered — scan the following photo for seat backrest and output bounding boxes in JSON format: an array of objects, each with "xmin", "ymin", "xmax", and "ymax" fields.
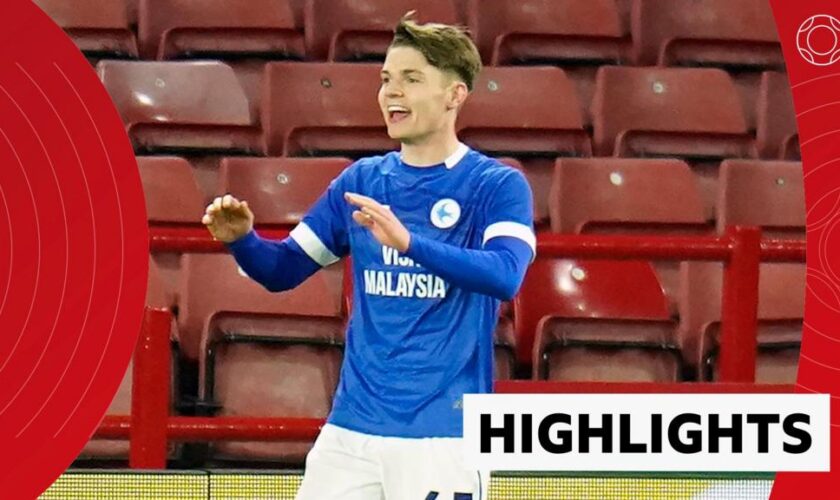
[
  {"xmin": 551, "ymin": 158, "xmax": 707, "ymax": 233},
  {"xmin": 717, "ymin": 160, "xmax": 805, "ymax": 238},
  {"xmin": 756, "ymin": 72, "xmax": 797, "ymax": 159},
  {"xmin": 631, "ymin": 0, "xmax": 782, "ymax": 67},
  {"xmin": 458, "ymin": 66, "xmax": 589, "ymax": 157},
  {"xmin": 591, "ymin": 66, "xmax": 749, "ymax": 158},
  {"xmin": 219, "ymin": 157, "xmax": 351, "ymax": 226},
  {"xmin": 467, "ymin": 0, "xmax": 625, "ymax": 64},
  {"xmin": 678, "ymin": 261, "xmax": 805, "ymax": 367},
  {"xmin": 36, "ymin": 0, "xmax": 137, "ymax": 58},
  {"xmin": 178, "ymin": 253, "xmax": 344, "ymax": 359},
  {"xmin": 717, "ymin": 160, "xmax": 804, "ymax": 238},
  {"xmin": 305, "ymin": 0, "xmax": 458, "ymax": 61},
  {"xmin": 98, "ymin": 60, "xmax": 252, "ymax": 127},
  {"xmin": 35, "ymin": 0, "xmax": 130, "ymax": 29},
  {"xmin": 262, "ymin": 62, "xmax": 397, "ymax": 156},
  {"xmin": 138, "ymin": 156, "xmax": 206, "ymax": 224},
  {"xmin": 138, "ymin": 0, "xmax": 301, "ymax": 59},
  {"xmin": 514, "ymin": 258, "xmax": 671, "ymax": 365}
]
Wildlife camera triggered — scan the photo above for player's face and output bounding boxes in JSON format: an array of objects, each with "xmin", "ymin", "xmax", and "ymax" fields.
[{"xmin": 378, "ymin": 46, "xmax": 456, "ymax": 144}]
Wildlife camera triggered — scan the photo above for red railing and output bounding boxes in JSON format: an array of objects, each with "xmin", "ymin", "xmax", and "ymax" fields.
[{"xmin": 94, "ymin": 225, "xmax": 805, "ymax": 468}]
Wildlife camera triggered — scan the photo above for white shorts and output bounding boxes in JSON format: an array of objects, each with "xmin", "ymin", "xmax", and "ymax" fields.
[{"xmin": 295, "ymin": 424, "xmax": 490, "ymax": 500}]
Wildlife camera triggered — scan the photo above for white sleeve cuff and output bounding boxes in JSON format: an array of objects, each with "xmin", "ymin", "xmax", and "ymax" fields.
[
  {"xmin": 290, "ymin": 222, "xmax": 340, "ymax": 267},
  {"xmin": 483, "ymin": 221, "xmax": 537, "ymax": 260}
]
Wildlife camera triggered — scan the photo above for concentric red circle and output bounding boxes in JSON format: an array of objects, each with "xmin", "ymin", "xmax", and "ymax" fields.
[{"xmin": 0, "ymin": 1, "xmax": 147, "ymax": 498}]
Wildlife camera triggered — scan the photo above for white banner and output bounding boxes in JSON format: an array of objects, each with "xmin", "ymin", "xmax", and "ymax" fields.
[{"xmin": 463, "ymin": 394, "xmax": 830, "ymax": 471}]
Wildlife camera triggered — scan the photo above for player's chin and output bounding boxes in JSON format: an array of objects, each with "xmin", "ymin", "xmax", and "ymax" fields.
[{"xmin": 385, "ymin": 125, "xmax": 413, "ymax": 141}]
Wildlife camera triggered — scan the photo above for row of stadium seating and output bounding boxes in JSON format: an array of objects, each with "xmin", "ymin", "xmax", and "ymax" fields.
[
  {"xmin": 99, "ymin": 61, "xmax": 797, "ymax": 160},
  {"xmin": 81, "ymin": 249, "xmax": 802, "ymax": 464},
  {"xmin": 140, "ymin": 157, "xmax": 805, "ymax": 238},
  {"xmin": 37, "ymin": 0, "xmax": 780, "ymax": 69}
]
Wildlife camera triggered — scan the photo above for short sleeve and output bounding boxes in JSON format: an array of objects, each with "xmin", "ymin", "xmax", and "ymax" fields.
[
  {"xmin": 481, "ymin": 168, "xmax": 536, "ymax": 260},
  {"xmin": 289, "ymin": 167, "xmax": 352, "ymax": 267}
]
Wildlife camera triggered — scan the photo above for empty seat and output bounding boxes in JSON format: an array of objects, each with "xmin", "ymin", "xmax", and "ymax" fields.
[
  {"xmin": 180, "ymin": 253, "xmax": 344, "ymax": 361},
  {"xmin": 467, "ymin": 0, "xmax": 628, "ymax": 65},
  {"xmin": 550, "ymin": 158, "xmax": 708, "ymax": 234},
  {"xmin": 203, "ymin": 314, "xmax": 344, "ymax": 463},
  {"xmin": 98, "ymin": 61, "xmax": 261, "ymax": 154},
  {"xmin": 534, "ymin": 318, "xmax": 680, "ymax": 382},
  {"xmin": 678, "ymin": 261, "xmax": 804, "ymax": 382},
  {"xmin": 138, "ymin": 0, "xmax": 304, "ymax": 60},
  {"xmin": 631, "ymin": 0, "xmax": 783, "ymax": 69},
  {"xmin": 592, "ymin": 66, "xmax": 753, "ymax": 159},
  {"xmin": 35, "ymin": 0, "xmax": 138, "ymax": 59},
  {"xmin": 218, "ymin": 157, "xmax": 351, "ymax": 226},
  {"xmin": 187, "ymin": 254, "xmax": 344, "ymax": 463},
  {"xmin": 756, "ymin": 72, "xmax": 799, "ymax": 160},
  {"xmin": 458, "ymin": 66, "xmax": 590, "ymax": 157},
  {"xmin": 138, "ymin": 156, "xmax": 207, "ymax": 224},
  {"xmin": 515, "ymin": 258, "xmax": 673, "ymax": 370},
  {"xmin": 262, "ymin": 62, "xmax": 397, "ymax": 156},
  {"xmin": 717, "ymin": 160, "xmax": 805, "ymax": 239},
  {"xmin": 305, "ymin": 0, "xmax": 458, "ymax": 61}
]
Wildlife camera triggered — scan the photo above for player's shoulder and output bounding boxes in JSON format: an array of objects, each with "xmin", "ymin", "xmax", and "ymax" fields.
[
  {"xmin": 464, "ymin": 148, "xmax": 528, "ymax": 189},
  {"xmin": 328, "ymin": 151, "xmax": 399, "ymax": 188},
  {"xmin": 342, "ymin": 151, "xmax": 401, "ymax": 178}
]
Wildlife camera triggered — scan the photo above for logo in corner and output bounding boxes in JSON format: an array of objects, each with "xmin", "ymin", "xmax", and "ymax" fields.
[
  {"xmin": 430, "ymin": 198, "xmax": 461, "ymax": 229},
  {"xmin": 797, "ymin": 14, "xmax": 840, "ymax": 66}
]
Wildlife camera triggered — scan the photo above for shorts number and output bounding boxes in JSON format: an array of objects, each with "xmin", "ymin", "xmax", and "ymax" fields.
[{"xmin": 425, "ymin": 493, "xmax": 472, "ymax": 500}]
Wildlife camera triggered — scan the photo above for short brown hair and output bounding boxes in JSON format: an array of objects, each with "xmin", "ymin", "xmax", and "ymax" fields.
[{"xmin": 389, "ymin": 12, "xmax": 482, "ymax": 91}]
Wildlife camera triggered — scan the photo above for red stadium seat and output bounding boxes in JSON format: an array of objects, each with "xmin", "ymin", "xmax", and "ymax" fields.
[
  {"xmin": 550, "ymin": 158, "xmax": 708, "ymax": 234},
  {"xmin": 218, "ymin": 157, "xmax": 351, "ymax": 226},
  {"xmin": 592, "ymin": 66, "xmax": 753, "ymax": 159},
  {"xmin": 262, "ymin": 62, "xmax": 397, "ymax": 156},
  {"xmin": 35, "ymin": 0, "xmax": 138, "ymax": 59},
  {"xmin": 180, "ymin": 253, "xmax": 344, "ymax": 361},
  {"xmin": 138, "ymin": 0, "xmax": 304, "ymax": 60},
  {"xmin": 185, "ymin": 253, "xmax": 344, "ymax": 462},
  {"xmin": 550, "ymin": 158, "xmax": 711, "ymax": 307},
  {"xmin": 458, "ymin": 66, "xmax": 590, "ymax": 157},
  {"xmin": 534, "ymin": 318, "xmax": 680, "ymax": 382},
  {"xmin": 138, "ymin": 156, "xmax": 207, "ymax": 224},
  {"xmin": 98, "ymin": 61, "xmax": 261, "ymax": 154},
  {"xmin": 466, "ymin": 0, "xmax": 628, "ymax": 65},
  {"xmin": 756, "ymin": 72, "xmax": 799, "ymax": 160},
  {"xmin": 717, "ymin": 160, "xmax": 805, "ymax": 239},
  {"xmin": 678, "ymin": 261, "xmax": 804, "ymax": 382},
  {"xmin": 203, "ymin": 315, "xmax": 344, "ymax": 463},
  {"xmin": 305, "ymin": 0, "xmax": 459, "ymax": 61},
  {"xmin": 631, "ymin": 0, "xmax": 783, "ymax": 69},
  {"xmin": 515, "ymin": 257, "xmax": 673, "ymax": 371}
]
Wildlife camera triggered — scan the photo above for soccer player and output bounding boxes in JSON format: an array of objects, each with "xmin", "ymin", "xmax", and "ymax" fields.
[{"xmin": 202, "ymin": 14, "xmax": 535, "ymax": 500}]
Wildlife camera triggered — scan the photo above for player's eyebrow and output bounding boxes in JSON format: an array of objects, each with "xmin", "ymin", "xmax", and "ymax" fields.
[{"xmin": 380, "ymin": 69, "xmax": 425, "ymax": 77}]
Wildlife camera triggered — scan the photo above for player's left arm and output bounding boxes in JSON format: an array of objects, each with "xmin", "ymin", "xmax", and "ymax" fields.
[{"xmin": 345, "ymin": 169, "xmax": 535, "ymax": 300}]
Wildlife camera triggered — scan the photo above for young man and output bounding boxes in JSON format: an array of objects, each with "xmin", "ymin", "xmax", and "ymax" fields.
[{"xmin": 202, "ymin": 14, "xmax": 535, "ymax": 500}]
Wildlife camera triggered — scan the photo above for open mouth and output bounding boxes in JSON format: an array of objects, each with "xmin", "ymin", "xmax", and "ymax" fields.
[{"xmin": 387, "ymin": 105, "xmax": 411, "ymax": 124}]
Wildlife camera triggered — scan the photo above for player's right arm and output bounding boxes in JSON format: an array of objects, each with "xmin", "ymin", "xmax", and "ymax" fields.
[{"xmin": 202, "ymin": 169, "xmax": 352, "ymax": 292}]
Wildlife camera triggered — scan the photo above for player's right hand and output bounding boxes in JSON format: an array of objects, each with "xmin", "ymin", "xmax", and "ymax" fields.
[{"xmin": 202, "ymin": 194, "xmax": 255, "ymax": 243}]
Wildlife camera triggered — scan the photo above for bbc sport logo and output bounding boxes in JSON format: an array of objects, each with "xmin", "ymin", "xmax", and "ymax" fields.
[{"xmin": 797, "ymin": 14, "xmax": 840, "ymax": 66}]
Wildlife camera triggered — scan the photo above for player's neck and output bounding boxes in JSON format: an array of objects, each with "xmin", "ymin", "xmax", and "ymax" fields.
[{"xmin": 399, "ymin": 131, "xmax": 461, "ymax": 168}]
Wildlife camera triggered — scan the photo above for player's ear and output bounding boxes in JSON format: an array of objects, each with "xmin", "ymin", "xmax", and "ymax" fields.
[{"xmin": 446, "ymin": 80, "xmax": 469, "ymax": 111}]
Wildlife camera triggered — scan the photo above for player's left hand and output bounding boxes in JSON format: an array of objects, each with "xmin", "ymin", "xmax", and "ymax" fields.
[{"xmin": 345, "ymin": 192, "xmax": 411, "ymax": 252}]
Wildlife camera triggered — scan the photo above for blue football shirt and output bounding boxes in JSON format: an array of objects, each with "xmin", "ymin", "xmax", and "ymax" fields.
[{"xmin": 289, "ymin": 143, "xmax": 535, "ymax": 438}]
